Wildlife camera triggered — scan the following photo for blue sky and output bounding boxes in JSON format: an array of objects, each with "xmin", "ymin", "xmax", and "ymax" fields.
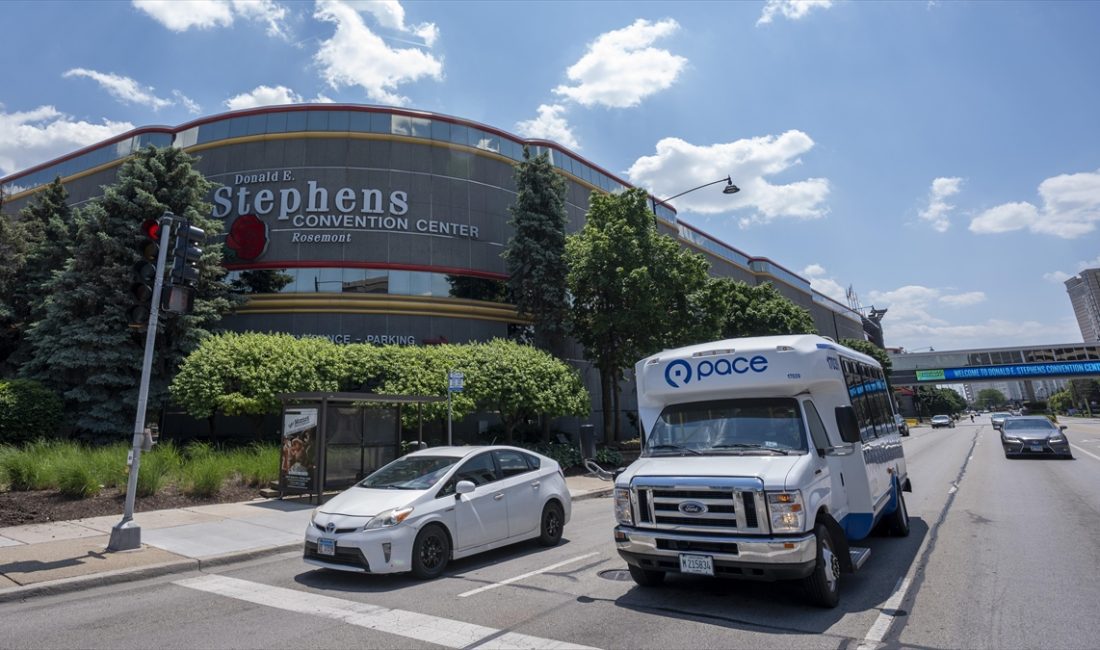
[{"xmin": 2, "ymin": 0, "xmax": 1099, "ymax": 352}]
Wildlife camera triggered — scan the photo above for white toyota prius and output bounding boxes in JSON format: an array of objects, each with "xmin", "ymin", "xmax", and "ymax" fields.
[{"xmin": 304, "ymin": 446, "xmax": 571, "ymax": 578}]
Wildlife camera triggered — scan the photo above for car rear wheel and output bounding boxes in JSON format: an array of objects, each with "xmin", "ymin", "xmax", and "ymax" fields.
[
  {"xmin": 411, "ymin": 524, "xmax": 450, "ymax": 579},
  {"xmin": 802, "ymin": 523, "xmax": 840, "ymax": 608},
  {"xmin": 628, "ymin": 564, "xmax": 666, "ymax": 587},
  {"xmin": 538, "ymin": 501, "xmax": 565, "ymax": 547}
]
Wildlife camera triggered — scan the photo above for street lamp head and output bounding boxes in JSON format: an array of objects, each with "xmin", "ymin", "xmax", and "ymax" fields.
[{"xmin": 722, "ymin": 179, "xmax": 740, "ymax": 195}]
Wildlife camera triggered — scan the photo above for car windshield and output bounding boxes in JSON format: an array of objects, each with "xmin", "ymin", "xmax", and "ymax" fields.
[
  {"xmin": 646, "ymin": 398, "xmax": 808, "ymax": 456},
  {"xmin": 993, "ymin": 412, "xmax": 1010, "ymax": 418},
  {"xmin": 1003, "ymin": 418, "xmax": 1056, "ymax": 431},
  {"xmin": 357, "ymin": 456, "xmax": 458, "ymax": 490},
  {"xmin": 933, "ymin": 416, "xmax": 949, "ymax": 420}
]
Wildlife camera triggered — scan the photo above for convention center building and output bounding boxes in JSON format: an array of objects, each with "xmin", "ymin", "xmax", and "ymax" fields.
[{"xmin": 1, "ymin": 105, "xmax": 866, "ymax": 433}]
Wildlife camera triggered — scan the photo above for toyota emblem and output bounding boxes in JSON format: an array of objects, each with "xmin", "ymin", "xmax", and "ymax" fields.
[{"xmin": 325, "ymin": 522, "xmax": 335, "ymax": 534}]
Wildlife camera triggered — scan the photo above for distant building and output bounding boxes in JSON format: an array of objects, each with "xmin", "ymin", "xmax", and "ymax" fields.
[{"xmin": 1065, "ymin": 268, "xmax": 1100, "ymax": 342}]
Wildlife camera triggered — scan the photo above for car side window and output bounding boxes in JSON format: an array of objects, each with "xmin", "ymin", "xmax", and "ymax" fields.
[
  {"xmin": 438, "ymin": 452, "xmax": 498, "ymax": 497},
  {"xmin": 523, "ymin": 453, "xmax": 541, "ymax": 470},
  {"xmin": 494, "ymin": 450, "xmax": 533, "ymax": 478}
]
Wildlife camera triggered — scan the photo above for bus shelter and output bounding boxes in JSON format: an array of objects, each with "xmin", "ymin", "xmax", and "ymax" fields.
[{"xmin": 277, "ymin": 392, "xmax": 446, "ymax": 503}]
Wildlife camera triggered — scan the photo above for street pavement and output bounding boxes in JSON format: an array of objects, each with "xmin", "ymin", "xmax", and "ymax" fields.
[
  {"xmin": 3, "ymin": 420, "xmax": 1100, "ymax": 649},
  {"xmin": 0, "ymin": 474, "xmax": 614, "ymax": 601}
]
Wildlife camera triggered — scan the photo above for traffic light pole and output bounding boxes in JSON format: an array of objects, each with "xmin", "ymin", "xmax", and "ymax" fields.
[{"xmin": 108, "ymin": 212, "xmax": 174, "ymax": 552}]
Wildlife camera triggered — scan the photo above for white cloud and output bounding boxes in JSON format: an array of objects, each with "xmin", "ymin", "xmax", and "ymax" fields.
[
  {"xmin": 0, "ymin": 105, "xmax": 133, "ymax": 177},
  {"xmin": 553, "ymin": 18, "xmax": 686, "ymax": 109},
  {"xmin": 867, "ymin": 284, "xmax": 1075, "ymax": 350},
  {"xmin": 938, "ymin": 291, "xmax": 986, "ymax": 307},
  {"xmin": 514, "ymin": 104, "xmax": 579, "ymax": 150},
  {"xmin": 918, "ymin": 176, "xmax": 962, "ymax": 232},
  {"xmin": 63, "ymin": 68, "xmax": 173, "ymax": 110},
  {"xmin": 626, "ymin": 130, "xmax": 829, "ymax": 224},
  {"xmin": 313, "ymin": 0, "xmax": 443, "ymax": 106},
  {"xmin": 969, "ymin": 168, "xmax": 1100, "ymax": 239},
  {"xmin": 801, "ymin": 264, "xmax": 847, "ymax": 303},
  {"xmin": 1044, "ymin": 254, "xmax": 1100, "ymax": 284},
  {"xmin": 132, "ymin": 0, "xmax": 289, "ymax": 38},
  {"xmin": 224, "ymin": 84, "xmax": 332, "ymax": 110},
  {"xmin": 173, "ymin": 90, "xmax": 202, "ymax": 114},
  {"xmin": 345, "ymin": 0, "xmax": 438, "ymax": 46},
  {"xmin": 757, "ymin": 0, "xmax": 834, "ymax": 26}
]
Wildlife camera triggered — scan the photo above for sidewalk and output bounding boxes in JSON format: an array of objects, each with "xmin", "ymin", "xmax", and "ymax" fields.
[{"xmin": 0, "ymin": 474, "xmax": 613, "ymax": 604}]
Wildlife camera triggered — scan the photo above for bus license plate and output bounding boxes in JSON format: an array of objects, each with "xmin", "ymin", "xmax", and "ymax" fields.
[
  {"xmin": 679, "ymin": 553, "xmax": 714, "ymax": 576},
  {"xmin": 318, "ymin": 538, "xmax": 336, "ymax": 556}
]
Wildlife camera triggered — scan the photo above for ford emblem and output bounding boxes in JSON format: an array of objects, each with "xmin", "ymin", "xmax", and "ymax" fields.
[{"xmin": 678, "ymin": 501, "xmax": 708, "ymax": 515}]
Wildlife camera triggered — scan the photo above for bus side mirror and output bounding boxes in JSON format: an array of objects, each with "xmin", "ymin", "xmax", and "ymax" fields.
[{"xmin": 835, "ymin": 406, "xmax": 861, "ymax": 444}]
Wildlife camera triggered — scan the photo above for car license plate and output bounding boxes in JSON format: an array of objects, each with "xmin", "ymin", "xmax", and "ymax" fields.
[
  {"xmin": 318, "ymin": 538, "xmax": 335, "ymax": 556},
  {"xmin": 679, "ymin": 553, "xmax": 714, "ymax": 576},
  {"xmin": 1030, "ymin": 445, "xmax": 1043, "ymax": 452}
]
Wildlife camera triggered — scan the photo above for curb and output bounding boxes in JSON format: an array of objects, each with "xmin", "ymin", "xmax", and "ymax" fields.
[
  {"xmin": 0, "ymin": 488, "xmax": 613, "ymax": 604},
  {"xmin": 0, "ymin": 543, "xmax": 300, "ymax": 605}
]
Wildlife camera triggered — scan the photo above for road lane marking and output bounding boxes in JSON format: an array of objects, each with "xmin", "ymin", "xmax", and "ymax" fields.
[
  {"xmin": 1071, "ymin": 444, "xmax": 1100, "ymax": 462},
  {"xmin": 857, "ymin": 575, "xmax": 911, "ymax": 650},
  {"xmin": 175, "ymin": 574, "xmax": 597, "ymax": 650},
  {"xmin": 458, "ymin": 552, "xmax": 600, "ymax": 598}
]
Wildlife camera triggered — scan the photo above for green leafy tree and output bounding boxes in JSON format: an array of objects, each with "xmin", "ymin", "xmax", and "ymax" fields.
[
  {"xmin": 717, "ymin": 280, "xmax": 818, "ymax": 339},
  {"xmin": 0, "ymin": 178, "xmax": 76, "ymax": 369},
  {"xmin": 504, "ymin": 149, "xmax": 570, "ymax": 351},
  {"xmin": 171, "ymin": 332, "xmax": 347, "ymax": 437},
  {"xmin": 840, "ymin": 338, "xmax": 891, "ymax": 378},
  {"xmin": 0, "ymin": 214, "xmax": 31, "ymax": 369},
  {"xmin": 1048, "ymin": 389, "xmax": 1072, "ymax": 414},
  {"xmin": 566, "ymin": 188, "xmax": 713, "ymax": 442},
  {"xmin": 1067, "ymin": 378, "xmax": 1100, "ymax": 414},
  {"xmin": 464, "ymin": 339, "xmax": 589, "ymax": 443},
  {"xmin": 919, "ymin": 386, "xmax": 965, "ymax": 416},
  {"xmin": 231, "ymin": 269, "xmax": 294, "ymax": 294},
  {"xmin": 976, "ymin": 388, "xmax": 1007, "ymax": 409},
  {"xmin": 22, "ymin": 146, "xmax": 238, "ymax": 438}
]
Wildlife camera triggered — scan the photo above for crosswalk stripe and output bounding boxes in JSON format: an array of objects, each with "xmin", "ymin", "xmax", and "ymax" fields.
[{"xmin": 175, "ymin": 574, "xmax": 598, "ymax": 650}]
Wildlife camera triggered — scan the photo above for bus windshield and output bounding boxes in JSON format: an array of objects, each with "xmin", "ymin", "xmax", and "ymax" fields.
[{"xmin": 645, "ymin": 398, "xmax": 808, "ymax": 457}]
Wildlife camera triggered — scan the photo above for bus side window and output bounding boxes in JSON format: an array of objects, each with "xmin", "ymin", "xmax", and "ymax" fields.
[{"xmin": 802, "ymin": 400, "xmax": 831, "ymax": 456}]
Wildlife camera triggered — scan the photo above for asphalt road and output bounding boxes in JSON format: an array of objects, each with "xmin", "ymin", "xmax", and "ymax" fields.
[{"xmin": 4, "ymin": 418, "xmax": 1100, "ymax": 649}]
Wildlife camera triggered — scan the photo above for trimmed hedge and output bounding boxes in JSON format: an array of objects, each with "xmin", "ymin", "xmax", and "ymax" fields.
[{"xmin": 0, "ymin": 380, "xmax": 64, "ymax": 444}]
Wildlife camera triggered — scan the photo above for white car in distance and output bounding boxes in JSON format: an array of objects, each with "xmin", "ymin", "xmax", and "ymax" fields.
[{"xmin": 304, "ymin": 446, "xmax": 571, "ymax": 578}]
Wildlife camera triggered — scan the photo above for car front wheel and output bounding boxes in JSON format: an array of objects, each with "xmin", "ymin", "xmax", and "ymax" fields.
[
  {"xmin": 411, "ymin": 524, "xmax": 450, "ymax": 579},
  {"xmin": 802, "ymin": 523, "xmax": 841, "ymax": 608}
]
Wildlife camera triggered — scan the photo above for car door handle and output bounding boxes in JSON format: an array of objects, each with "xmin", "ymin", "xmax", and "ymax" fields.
[
  {"xmin": 530, "ymin": 480, "xmax": 541, "ymax": 488},
  {"xmin": 493, "ymin": 492, "xmax": 504, "ymax": 500}
]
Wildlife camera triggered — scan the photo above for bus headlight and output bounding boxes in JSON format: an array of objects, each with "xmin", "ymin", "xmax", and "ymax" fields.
[
  {"xmin": 766, "ymin": 491, "xmax": 805, "ymax": 533},
  {"xmin": 614, "ymin": 488, "xmax": 633, "ymax": 526}
]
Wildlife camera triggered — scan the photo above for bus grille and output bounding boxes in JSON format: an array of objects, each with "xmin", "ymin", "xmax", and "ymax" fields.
[{"xmin": 631, "ymin": 482, "xmax": 764, "ymax": 533}]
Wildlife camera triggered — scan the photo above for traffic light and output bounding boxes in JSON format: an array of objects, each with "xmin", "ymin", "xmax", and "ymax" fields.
[
  {"xmin": 128, "ymin": 218, "xmax": 162, "ymax": 327},
  {"xmin": 162, "ymin": 220, "xmax": 205, "ymax": 314}
]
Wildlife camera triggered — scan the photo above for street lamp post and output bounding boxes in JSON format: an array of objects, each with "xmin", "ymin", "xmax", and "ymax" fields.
[{"xmin": 651, "ymin": 176, "xmax": 740, "ymax": 216}]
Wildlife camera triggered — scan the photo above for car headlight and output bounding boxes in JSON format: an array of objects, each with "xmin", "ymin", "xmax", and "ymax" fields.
[
  {"xmin": 310, "ymin": 507, "xmax": 320, "ymax": 525},
  {"xmin": 766, "ymin": 491, "xmax": 805, "ymax": 533},
  {"xmin": 1048, "ymin": 435, "xmax": 1065, "ymax": 443},
  {"xmin": 364, "ymin": 506, "xmax": 414, "ymax": 530},
  {"xmin": 1003, "ymin": 436, "xmax": 1020, "ymax": 443},
  {"xmin": 614, "ymin": 488, "xmax": 633, "ymax": 526}
]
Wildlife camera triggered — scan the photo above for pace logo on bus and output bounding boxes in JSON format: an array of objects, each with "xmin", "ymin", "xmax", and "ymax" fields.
[{"xmin": 664, "ymin": 355, "xmax": 769, "ymax": 388}]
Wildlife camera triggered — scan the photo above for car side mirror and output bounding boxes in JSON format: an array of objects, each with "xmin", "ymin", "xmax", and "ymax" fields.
[
  {"xmin": 455, "ymin": 480, "xmax": 476, "ymax": 497},
  {"xmin": 1060, "ymin": 425, "xmax": 1067, "ymax": 431},
  {"xmin": 835, "ymin": 406, "xmax": 861, "ymax": 444}
]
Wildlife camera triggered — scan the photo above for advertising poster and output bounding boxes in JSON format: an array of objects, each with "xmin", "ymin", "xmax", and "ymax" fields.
[{"xmin": 281, "ymin": 408, "xmax": 318, "ymax": 493}]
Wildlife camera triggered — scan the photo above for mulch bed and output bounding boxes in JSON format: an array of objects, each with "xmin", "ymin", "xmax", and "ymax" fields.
[{"xmin": 0, "ymin": 483, "xmax": 260, "ymax": 529}]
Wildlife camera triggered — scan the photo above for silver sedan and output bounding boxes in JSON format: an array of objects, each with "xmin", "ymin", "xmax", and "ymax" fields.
[{"xmin": 1000, "ymin": 417, "xmax": 1073, "ymax": 459}]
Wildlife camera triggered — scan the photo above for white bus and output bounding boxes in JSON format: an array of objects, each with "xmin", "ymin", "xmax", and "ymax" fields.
[{"xmin": 614, "ymin": 334, "xmax": 911, "ymax": 607}]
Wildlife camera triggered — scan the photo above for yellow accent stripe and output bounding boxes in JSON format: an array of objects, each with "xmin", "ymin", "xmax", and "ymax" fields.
[
  {"xmin": 236, "ymin": 293, "xmax": 532, "ymax": 325},
  {"xmin": 4, "ymin": 131, "xmax": 605, "ymax": 202}
]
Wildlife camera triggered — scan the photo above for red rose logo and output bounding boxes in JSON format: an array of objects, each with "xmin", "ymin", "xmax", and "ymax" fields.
[{"xmin": 226, "ymin": 214, "xmax": 268, "ymax": 261}]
